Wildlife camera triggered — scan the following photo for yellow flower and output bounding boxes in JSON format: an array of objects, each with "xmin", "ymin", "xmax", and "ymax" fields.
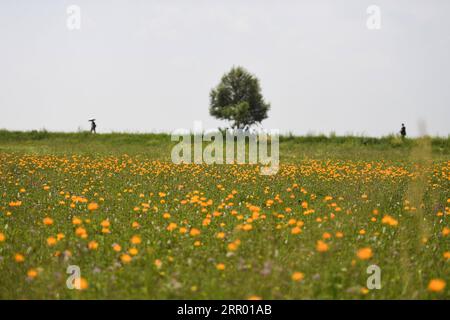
[
  {"xmin": 291, "ymin": 272, "xmax": 304, "ymax": 282},
  {"xmin": 43, "ymin": 217, "xmax": 54, "ymax": 226},
  {"xmin": 335, "ymin": 232, "xmax": 344, "ymax": 238},
  {"xmin": 357, "ymin": 247, "xmax": 373, "ymax": 260},
  {"xmin": 428, "ymin": 279, "xmax": 446, "ymax": 292},
  {"xmin": 216, "ymin": 263, "xmax": 226, "ymax": 271},
  {"xmin": 128, "ymin": 247, "xmax": 138, "ymax": 255},
  {"xmin": 316, "ymin": 240, "xmax": 329, "ymax": 252}
]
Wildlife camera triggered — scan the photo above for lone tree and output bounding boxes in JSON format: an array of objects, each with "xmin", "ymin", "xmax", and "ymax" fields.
[{"xmin": 209, "ymin": 66, "xmax": 270, "ymax": 130}]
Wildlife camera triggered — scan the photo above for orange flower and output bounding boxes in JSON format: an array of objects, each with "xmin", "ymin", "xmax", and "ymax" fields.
[
  {"xmin": 56, "ymin": 233, "xmax": 65, "ymax": 241},
  {"xmin": 179, "ymin": 227, "xmax": 187, "ymax": 234},
  {"xmin": 47, "ymin": 236, "xmax": 57, "ymax": 246},
  {"xmin": 72, "ymin": 217, "xmax": 82, "ymax": 225},
  {"xmin": 154, "ymin": 259, "xmax": 162, "ymax": 269},
  {"xmin": 190, "ymin": 228, "xmax": 201, "ymax": 237},
  {"xmin": 128, "ymin": 247, "xmax": 138, "ymax": 256},
  {"xmin": 43, "ymin": 217, "xmax": 54, "ymax": 226},
  {"xmin": 291, "ymin": 226, "xmax": 302, "ymax": 235},
  {"xmin": 27, "ymin": 269, "xmax": 38, "ymax": 279},
  {"xmin": 335, "ymin": 232, "xmax": 344, "ymax": 238},
  {"xmin": 88, "ymin": 241, "xmax": 98, "ymax": 250},
  {"xmin": 0, "ymin": 232, "xmax": 5, "ymax": 242},
  {"xmin": 216, "ymin": 263, "xmax": 226, "ymax": 271},
  {"xmin": 228, "ymin": 239, "xmax": 241, "ymax": 251},
  {"xmin": 247, "ymin": 295, "xmax": 262, "ymax": 300},
  {"xmin": 9, "ymin": 200, "xmax": 22, "ymax": 207},
  {"xmin": 166, "ymin": 222, "xmax": 177, "ymax": 231},
  {"xmin": 291, "ymin": 272, "xmax": 304, "ymax": 282},
  {"xmin": 381, "ymin": 215, "xmax": 398, "ymax": 227},
  {"xmin": 87, "ymin": 202, "xmax": 99, "ymax": 211},
  {"xmin": 444, "ymin": 252, "xmax": 450, "ymax": 260},
  {"xmin": 132, "ymin": 221, "xmax": 140, "ymax": 229},
  {"xmin": 75, "ymin": 227, "xmax": 87, "ymax": 238},
  {"xmin": 121, "ymin": 254, "xmax": 132, "ymax": 264},
  {"xmin": 322, "ymin": 232, "xmax": 332, "ymax": 240},
  {"xmin": 357, "ymin": 247, "xmax": 373, "ymax": 260},
  {"xmin": 112, "ymin": 243, "xmax": 122, "ymax": 252},
  {"xmin": 428, "ymin": 279, "xmax": 446, "ymax": 292},
  {"xmin": 100, "ymin": 220, "xmax": 110, "ymax": 228},
  {"xmin": 316, "ymin": 240, "xmax": 329, "ymax": 252},
  {"xmin": 102, "ymin": 227, "xmax": 110, "ymax": 234},
  {"xmin": 442, "ymin": 227, "xmax": 450, "ymax": 237},
  {"xmin": 79, "ymin": 277, "xmax": 89, "ymax": 290},
  {"xmin": 216, "ymin": 232, "xmax": 225, "ymax": 239},
  {"xmin": 15, "ymin": 253, "xmax": 25, "ymax": 263},
  {"xmin": 130, "ymin": 235, "xmax": 141, "ymax": 244}
]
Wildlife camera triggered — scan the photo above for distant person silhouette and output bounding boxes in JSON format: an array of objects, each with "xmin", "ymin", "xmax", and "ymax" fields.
[
  {"xmin": 89, "ymin": 119, "xmax": 97, "ymax": 134},
  {"xmin": 400, "ymin": 123, "xmax": 406, "ymax": 138}
]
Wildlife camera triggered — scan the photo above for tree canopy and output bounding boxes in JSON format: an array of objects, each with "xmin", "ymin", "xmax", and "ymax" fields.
[{"xmin": 209, "ymin": 66, "xmax": 270, "ymax": 130}]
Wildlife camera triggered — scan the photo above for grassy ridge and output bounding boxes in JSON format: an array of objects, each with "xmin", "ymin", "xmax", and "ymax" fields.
[{"xmin": 0, "ymin": 129, "xmax": 449, "ymax": 160}]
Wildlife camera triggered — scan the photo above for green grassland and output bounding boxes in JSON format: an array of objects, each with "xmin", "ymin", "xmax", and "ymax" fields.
[{"xmin": 0, "ymin": 130, "xmax": 448, "ymax": 299}]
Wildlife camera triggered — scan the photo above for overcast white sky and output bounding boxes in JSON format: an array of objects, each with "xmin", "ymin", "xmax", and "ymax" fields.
[{"xmin": 1, "ymin": 0, "xmax": 449, "ymax": 137}]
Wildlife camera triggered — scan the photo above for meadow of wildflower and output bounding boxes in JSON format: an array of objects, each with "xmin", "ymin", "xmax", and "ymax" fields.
[{"xmin": 0, "ymin": 131, "xmax": 448, "ymax": 299}]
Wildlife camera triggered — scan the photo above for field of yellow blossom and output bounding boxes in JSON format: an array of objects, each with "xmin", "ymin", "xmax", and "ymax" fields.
[{"xmin": 0, "ymin": 131, "xmax": 448, "ymax": 299}]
